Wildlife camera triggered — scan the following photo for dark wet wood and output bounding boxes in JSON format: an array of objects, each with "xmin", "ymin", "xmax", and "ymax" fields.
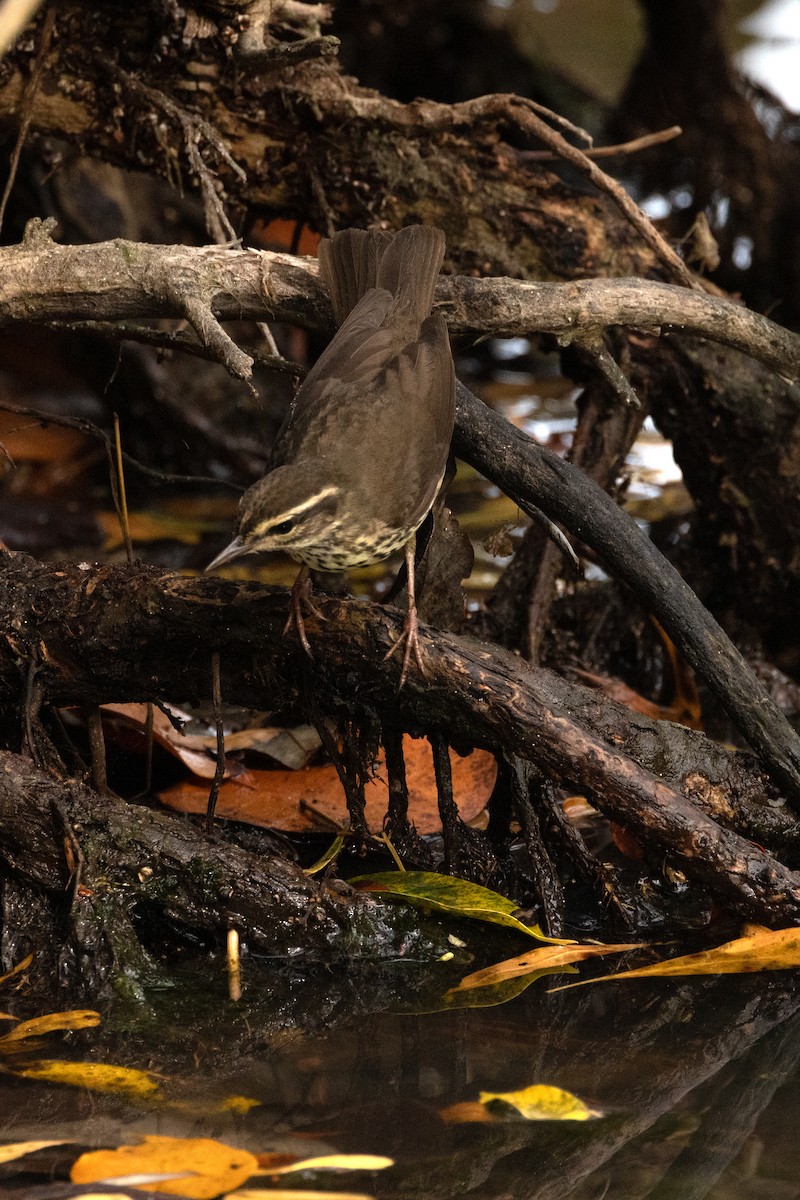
[{"xmin": 2, "ymin": 552, "xmax": 800, "ymax": 925}]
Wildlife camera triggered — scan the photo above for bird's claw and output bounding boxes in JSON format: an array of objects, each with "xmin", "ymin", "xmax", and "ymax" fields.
[
  {"xmin": 384, "ymin": 602, "xmax": 426, "ymax": 689},
  {"xmin": 285, "ymin": 569, "xmax": 326, "ymax": 659}
]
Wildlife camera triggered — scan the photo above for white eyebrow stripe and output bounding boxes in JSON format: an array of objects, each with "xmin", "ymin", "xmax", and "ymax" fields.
[{"xmin": 251, "ymin": 486, "xmax": 339, "ymax": 537}]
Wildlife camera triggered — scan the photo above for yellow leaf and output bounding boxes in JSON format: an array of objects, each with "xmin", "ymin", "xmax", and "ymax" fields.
[
  {"xmin": 216, "ymin": 1095, "xmax": 261, "ymax": 1115},
  {"xmin": 450, "ymin": 941, "xmax": 642, "ymax": 994},
  {"xmin": 0, "ymin": 954, "xmax": 33, "ymax": 987},
  {"xmin": 0, "ymin": 1140, "xmax": 66, "ymax": 1164},
  {"xmin": 14, "ymin": 1060, "xmax": 162, "ymax": 1099},
  {"xmin": 71, "ymin": 1194, "xmax": 137, "ymax": 1199},
  {"xmin": 97, "ymin": 510, "xmax": 214, "ymax": 551},
  {"xmin": 274, "ymin": 1154, "xmax": 394, "ymax": 1174},
  {"xmin": 0, "ymin": 1009, "xmax": 100, "ymax": 1045},
  {"xmin": 479, "ymin": 1084, "xmax": 601, "ymax": 1121},
  {"xmin": 71, "ymin": 1135, "xmax": 258, "ymax": 1199},
  {"xmin": 556, "ymin": 925, "xmax": 800, "ymax": 989},
  {"xmin": 350, "ymin": 872, "xmax": 575, "ymax": 944}
]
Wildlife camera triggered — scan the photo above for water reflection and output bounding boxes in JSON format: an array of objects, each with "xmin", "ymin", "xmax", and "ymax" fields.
[{"xmin": 3, "ymin": 966, "xmax": 799, "ymax": 1199}]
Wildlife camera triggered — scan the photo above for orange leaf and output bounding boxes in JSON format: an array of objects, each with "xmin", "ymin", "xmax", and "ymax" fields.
[
  {"xmin": 159, "ymin": 737, "xmax": 495, "ymax": 835},
  {"xmin": 555, "ymin": 925, "xmax": 800, "ymax": 989},
  {"xmin": 71, "ymin": 1135, "xmax": 258, "ymax": 1199}
]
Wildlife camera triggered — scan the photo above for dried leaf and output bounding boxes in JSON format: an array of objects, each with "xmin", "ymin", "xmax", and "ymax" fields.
[
  {"xmin": 160, "ymin": 739, "xmax": 495, "ymax": 835},
  {"xmin": 439, "ymin": 1101, "xmax": 496, "ymax": 1124},
  {"xmin": 0, "ymin": 1009, "xmax": 100, "ymax": 1045},
  {"xmin": 449, "ymin": 941, "xmax": 641, "ymax": 994},
  {"xmin": 479, "ymin": 1084, "xmax": 601, "ymax": 1121},
  {"xmin": 0, "ymin": 1140, "xmax": 67, "ymax": 1164},
  {"xmin": 0, "ymin": 953, "xmax": 33, "ymax": 987},
  {"xmin": 15, "ymin": 1059, "xmax": 162, "ymax": 1099},
  {"xmin": 71, "ymin": 1135, "xmax": 258, "ymax": 1199},
  {"xmin": 274, "ymin": 1154, "xmax": 393, "ymax": 1174},
  {"xmin": 350, "ymin": 872, "xmax": 575, "ymax": 944},
  {"xmin": 97, "ymin": 509, "xmax": 214, "ymax": 551},
  {"xmin": 557, "ymin": 925, "xmax": 800, "ymax": 988}
]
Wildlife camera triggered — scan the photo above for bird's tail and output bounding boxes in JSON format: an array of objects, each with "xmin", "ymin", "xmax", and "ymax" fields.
[{"xmin": 319, "ymin": 225, "xmax": 445, "ymax": 328}]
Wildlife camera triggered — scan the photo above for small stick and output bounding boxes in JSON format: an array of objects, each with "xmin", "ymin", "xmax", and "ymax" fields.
[{"xmin": 206, "ymin": 651, "xmax": 225, "ymax": 833}]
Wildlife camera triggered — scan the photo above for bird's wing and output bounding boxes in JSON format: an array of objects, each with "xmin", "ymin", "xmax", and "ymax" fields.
[{"xmin": 270, "ymin": 290, "xmax": 396, "ymax": 465}]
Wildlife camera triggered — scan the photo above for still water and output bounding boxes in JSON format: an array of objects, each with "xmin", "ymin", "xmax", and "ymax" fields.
[{"xmin": 2, "ymin": 960, "xmax": 799, "ymax": 1199}]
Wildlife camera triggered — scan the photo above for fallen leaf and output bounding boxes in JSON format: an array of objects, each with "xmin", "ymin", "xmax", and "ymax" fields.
[
  {"xmin": 102, "ymin": 704, "xmax": 322, "ymax": 778},
  {"xmin": 14, "ymin": 1060, "xmax": 162, "ymax": 1099},
  {"xmin": 555, "ymin": 925, "xmax": 800, "ymax": 988},
  {"xmin": 439, "ymin": 1101, "xmax": 495, "ymax": 1124},
  {"xmin": 160, "ymin": 739, "xmax": 495, "ymax": 835},
  {"xmin": 479, "ymin": 1084, "xmax": 601, "ymax": 1121},
  {"xmin": 303, "ymin": 834, "xmax": 346, "ymax": 875},
  {"xmin": 97, "ymin": 509, "xmax": 216, "ymax": 551},
  {"xmin": 0, "ymin": 953, "xmax": 33, "ymax": 987},
  {"xmin": 274, "ymin": 1154, "xmax": 393, "ymax": 1174},
  {"xmin": 0, "ymin": 1140, "xmax": 67, "ymax": 1164},
  {"xmin": 0, "ymin": 1009, "xmax": 100, "ymax": 1045},
  {"xmin": 71, "ymin": 1135, "xmax": 258, "ymax": 1199},
  {"xmin": 350, "ymin": 872, "xmax": 575, "ymax": 944},
  {"xmin": 449, "ymin": 941, "xmax": 641, "ymax": 994}
]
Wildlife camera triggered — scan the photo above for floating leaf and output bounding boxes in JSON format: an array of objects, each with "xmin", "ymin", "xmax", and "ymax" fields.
[
  {"xmin": 479, "ymin": 1084, "xmax": 601, "ymax": 1121},
  {"xmin": 71, "ymin": 1135, "xmax": 258, "ymax": 1199},
  {"xmin": 15, "ymin": 1059, "xmax": 162, "ymax": 1099},
  {"xmin": 450, "ymin": 941, "xmax": 642, "ymax": 995},
  {"xmin": 0, "ymin": 954, "xmax": 33, "ymax": 988},
  {"xmin": 350, "ymin": 872, "xmax": 575, "ymax": 944},
  {"xmin": 555, "ymin": 925, "xmax": 800, "ymax": 989},
  {"xmin": 274, "ymin": 1154, "xmax": 393, "ymax": 1174},
  {"xmin": 216, "ymin": 1095, "xmax": 261, "ymax": 1115},
  {"xmin": 0, "ymin": 1009, "xmax": 100, "ymax": 1045},
  {"xmin": 0, "ymin": 1140, "xmax": 66, "ymax": 1164},
  {"xmin": 439, "ymin": 1101, "xmax": 496, "ymax": 1124},
  {"xmin": 444, "ymin": 965, "xmax": 579, "ymax": 1010}
]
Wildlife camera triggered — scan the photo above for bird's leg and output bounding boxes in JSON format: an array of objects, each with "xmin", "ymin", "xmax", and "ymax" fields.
[
  {"xmin": 284, "ymin": 566, "xmax": 326, "ymax": 659},
  {"xmin": 384, "ymin": 540, "xmax": 426, "ymax": 687}
]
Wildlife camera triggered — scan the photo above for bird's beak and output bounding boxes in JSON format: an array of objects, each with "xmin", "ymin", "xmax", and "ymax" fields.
[{"xmin": 205, "ymin": 535, "xmax": 247, "ymax": 573}]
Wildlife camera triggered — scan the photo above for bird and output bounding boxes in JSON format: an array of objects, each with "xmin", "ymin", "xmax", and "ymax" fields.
[{"xmin": 206, "ymin": 224, "xmax": 456, "ymax": 685}]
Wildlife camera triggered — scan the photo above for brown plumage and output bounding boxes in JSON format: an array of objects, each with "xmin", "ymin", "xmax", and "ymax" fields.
[{"xmin": 207, "ymin": 225, "xmax": 455, "ymax": 682}]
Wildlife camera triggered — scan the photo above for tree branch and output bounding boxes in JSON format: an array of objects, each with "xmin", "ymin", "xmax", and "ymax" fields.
[{"xmin": 1, "ymin": 553, "xmax": 800, "ymax": 925}]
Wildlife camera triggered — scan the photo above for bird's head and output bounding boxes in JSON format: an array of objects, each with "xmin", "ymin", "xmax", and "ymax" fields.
[{"xmin": 206, "ymin": 462, "xmax": 342, "ymax": 570}]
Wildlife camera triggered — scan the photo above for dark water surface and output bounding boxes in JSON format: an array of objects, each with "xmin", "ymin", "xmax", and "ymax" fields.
[{"xmin": 3, "ymin": 960, "xmax": 800, "ymax": 1199}]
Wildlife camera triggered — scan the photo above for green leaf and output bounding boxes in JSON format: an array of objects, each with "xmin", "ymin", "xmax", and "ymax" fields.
[{"xmin": 350, "ymin": 872, "xmax": 575, "ymax": 944}]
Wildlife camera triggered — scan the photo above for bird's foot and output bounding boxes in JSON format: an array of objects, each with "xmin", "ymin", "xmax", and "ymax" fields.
[
  {"xmin": 384, "ymin": 599, "xmax": 426, "ymax": 689},
  {"xmin": 284, "ymin": 568, "xmax": 326, "ymax": 659}
]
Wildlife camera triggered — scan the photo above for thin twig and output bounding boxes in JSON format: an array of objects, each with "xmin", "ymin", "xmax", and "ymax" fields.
[
  {"xmin": 43, "ymin": 319, "xmax": 305, "ymax": 378},
  {"xmin": 505, "ymin": 98, "xmax": 696, "ymax": 291},
  {"xmin": 86, "ymin": 707, "xmax": 108, "ymax": 796},
  {"xmin": 519, "ymin": 125, "xmax": 682, "ymax": 163},
  {"xmin": 112, "ymin": 413, "xmax": 134, "ymax": 565},
  {"xmin": 0, "ymin": 6, "xmax": 54, "ymax": 233},
  {"xmin": 0, "ymin": 399, "xmax": 243, "ymax": 490},
  {"xmin": 206, "ymin": 650, "xmax": 225, "ymax": 833}
]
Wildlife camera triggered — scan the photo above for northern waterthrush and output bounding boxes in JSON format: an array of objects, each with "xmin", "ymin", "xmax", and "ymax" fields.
[{"xmin": 206, "ymin": 224, "xmax": 456, "ymax": 683}]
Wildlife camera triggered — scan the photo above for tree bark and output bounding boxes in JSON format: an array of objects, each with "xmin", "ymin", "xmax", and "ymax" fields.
[{"xmin": 3, "ymin": 552, "xmax": 800, "ymax": 925}]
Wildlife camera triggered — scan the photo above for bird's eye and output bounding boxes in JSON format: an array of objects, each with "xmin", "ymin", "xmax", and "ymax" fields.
[{"xmin": 272, "ymin": 518, "xmax": 295, "ymax": 536}]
